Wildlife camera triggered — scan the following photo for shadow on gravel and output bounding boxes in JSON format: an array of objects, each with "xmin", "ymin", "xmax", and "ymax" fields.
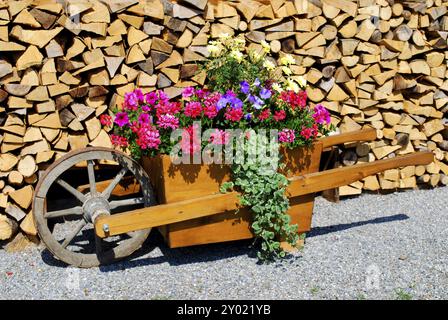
[
  {"xmin": 307, "ymin": 213, "xmax": 409, "ymax": 238},
  {"xmin": 40, "ymin": 230, "xmax": 257, "ymax": 270},
  {"xmin": 41, "ymin": 213, "xmax": 408, "ymax": 270},
  {"xmin": 97, "ymin": 231, "xmax": 257, "ymax": 272}
]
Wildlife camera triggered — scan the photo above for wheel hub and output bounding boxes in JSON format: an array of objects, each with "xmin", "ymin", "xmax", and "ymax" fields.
[{"xmin": 82, "ymin": 195, "xmax": 110, "ymax": 223}]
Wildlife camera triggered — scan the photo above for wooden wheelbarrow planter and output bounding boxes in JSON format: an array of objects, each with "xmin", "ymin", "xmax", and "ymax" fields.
[{"xmin": 32, "ymin": 128, "xmax": 433, "ymax": 267}]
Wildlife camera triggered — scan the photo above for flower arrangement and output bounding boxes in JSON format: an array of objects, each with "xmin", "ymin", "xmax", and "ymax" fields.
[{"xmin": 108, "ymin": 34, "xmax": 333, "ymax": 260}]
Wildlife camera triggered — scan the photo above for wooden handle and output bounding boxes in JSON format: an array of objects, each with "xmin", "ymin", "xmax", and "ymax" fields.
[
  {"xmin": 320, "ymin": 128, "xmax": 377, "ymax": 149},
  {"xmin": 288, "ymin": 151, "xmax": 434, "ymax": 197}
]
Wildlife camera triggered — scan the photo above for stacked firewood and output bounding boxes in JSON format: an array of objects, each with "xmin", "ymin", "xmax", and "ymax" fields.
[{"xmin": 0, "ymin": 0, "xmax": 448, "ymax": 243}]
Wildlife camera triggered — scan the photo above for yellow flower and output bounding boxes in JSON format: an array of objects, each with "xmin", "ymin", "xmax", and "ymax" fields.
[
  {"xmin": 261, "ymin": 40, "xmax": 270, "ymax": 53},
  {"xmin": 272, "ymin": 82, "xmax": 283, "ymax": 93},
  {"xmin": 280, "ymin": 54, "xmax": 296, "ymax": 66},
  {"xmin": 230, "ymin": 50, "xmax": 243, "ymax": 62},
  {"xmin": 263, "ymin": 59, "xmax": 275, "ymax": 71},
  {"xmin": 251, "ymin": 51, "xmax": 261, "ymax": 62},
  {"xmin": 282, "ymin": 66, "xmax": 292, "ymax": 75},
  {"xmin": 286, "ymin": 78, "xmax": 299, "ymax": 93},
  {"xmin": 297, "ymin": 76, "xmax": 307, "ymax": 88}
]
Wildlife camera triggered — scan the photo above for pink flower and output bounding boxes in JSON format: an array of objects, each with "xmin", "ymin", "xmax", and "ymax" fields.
[
  {"xmin": 273, "ymin": 110, "xmax": 286, "ymax": 121},
  {"xmin": 123, "ymin": 92, "xmax": 139, "ymax": 111},
  {"xmin": 136, "ymin": 123, "xmax": 161, "ymax": 150},
  {"xmin": 157, "ymin": 114, "xmax": 179, "ymax": 130},
  {"xmin": 156, "ymin": 101, "xmax": 181, "ymax": 117},
  {"xmin": 225, "ymin": 107, "xmax": 243, "ymax": 122},
  {"xmin": 258, "ymin": 109, "xmax": 271, "ymax": 121},
  {"xmin": 110, "ymin": 134, "xmax": 128, "ymax": 147},
  {"xmin": 300, "ymin": 125, "xmax": 318, "ymax": 140},
  {"xmin": 142, "ymin": 105, "xmax": 151, "ymax": 112},
  {"xmin": 278, "ymin": 129, "xmax": 295, "ymax": 143},
  {"xmin": 185, "ymin": 101, "xmax": 202, "ymax": 118},
  {"xmin": 203, "ymin": 104, "xmax": 218, "ymax": 119},
  {"xmin": 138, "ymin": 113, "xmax": 151, "ymax": 125},
  {"xmin": 297, "ymin": 90, "xmax": 307, "ymax": 107},
  {"xmin": 114, "ymin": 112, "xmax": 129, "ymax": 127},
  {"xmin": 100, "ymin": 114, "xmax": 112, "ymax": 126},
  {"xmin": 312, "ymin": 104, "xmax": 331, "ymax": 125},
  {"xmin": 182, "ymin": 87, "xmax": 195, "ymax": 98}
]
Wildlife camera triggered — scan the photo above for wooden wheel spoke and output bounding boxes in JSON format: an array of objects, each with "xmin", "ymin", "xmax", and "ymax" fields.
[
  {"xmin": 109, "ymin": 197, "xmax": 144, "ymax": 210},
  {"xmin": 44, "ymin": 207, "xmax": 83, "ymax": 219},
  {"xmin": 101, "ymin": 167, "xmax": 128, "ymax": 199},
  {"xmin": 61, "ymin": 220, "xmax": 87, "ymax": 249},
  {"xmin": 56, "ymin": 179, "xmax": 87, "ymax": 203},
  {"xmin": 87, "ymin": 160, "xmax": 96, "ymax": 195}
]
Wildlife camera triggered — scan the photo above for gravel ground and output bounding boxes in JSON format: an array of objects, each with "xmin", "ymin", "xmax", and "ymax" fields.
[{"xmin": 1, "ymin": 186, "xmax": 447, "ymax": 300}]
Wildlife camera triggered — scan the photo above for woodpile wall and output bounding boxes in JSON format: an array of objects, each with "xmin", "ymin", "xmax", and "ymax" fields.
[{"xmin": 0, "ymin": 0, "xmax": 448, "ymax": 244}]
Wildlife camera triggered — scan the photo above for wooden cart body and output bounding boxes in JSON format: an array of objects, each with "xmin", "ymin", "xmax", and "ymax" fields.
[
  {"xmin": 93, "ymin": 128, "xmax": 433, "ymax": 244},
  {"xmin": 141, "ymin": 143, "xmax": 322, "ymax": 248}
]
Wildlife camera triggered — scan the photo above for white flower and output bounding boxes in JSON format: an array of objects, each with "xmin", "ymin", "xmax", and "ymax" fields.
[
  {"xmin": 280, "ymin": 54, "xmax": 296, "ymax": 66},
  {"xmin": 207, "ymin": 44, "xmax": 221, "ymax": 56},
  {"xmin": 272, "ymin": 82, "xmax": 283, "ymax": 93},
  {"xmin": 261, "ymin": 40, "xmax": 270, "ymax": 53},
  {"xmin": 282, "ymin": 66, "xmax": 292, "ymax": 76},
  {"xmin": 234, "ymin": 36, "xmax": 246, "ymax": 48},
  {"xmin": 286, "ymin": 78, "xmax": 299, "ymax": 93},
  {"xmin": 219, "ymin": 33, "xmax": 230, "ymax": 40},
  {"xmin": 263, "ymin": 59, "xmax": 275, "ymax": 71},
  {"xmin": 297, "ymin": 76, "xmax": 307, "ymax": 88},
  {"xmin": 230, "ymin": 50, "xmax": 243, "ymax": 62}
]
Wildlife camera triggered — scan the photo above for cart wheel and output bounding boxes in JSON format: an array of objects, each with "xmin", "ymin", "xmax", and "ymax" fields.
[{"xmin": 33, "ymin": 147, "xmax": 156, "ymax": 268}]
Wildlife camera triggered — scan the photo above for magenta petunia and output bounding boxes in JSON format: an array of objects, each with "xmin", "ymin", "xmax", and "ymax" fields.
[
  {"xmin": 114, "ymin": 112, "xmax": 130, "ymax": 127},
  {"xmin": 312, "ymin": 104, "xmax": 331, "ymax": 125},
  {"xmin": 138, "ymin": 113, "xmax": 151, "ymax": 124},
  {"xmin": 182, "ymin": 87, "xmax": 195, "ymax": 98}
]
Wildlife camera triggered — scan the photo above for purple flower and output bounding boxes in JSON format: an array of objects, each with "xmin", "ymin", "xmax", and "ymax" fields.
[
  {"xmin": 134, "ymin": 89, "xmax": 144, "ymax": 103},
  {"xmin": 217, "ymin": 97, "xmax": 228, "ymax": 110},
  {"xmin": 260, "ymin": 88, "xmax": 272, "ymax": 99},
  {"xmin": 230, "ymin": 97, "xmax": 243, "ymax": 109},
  {"xmin": 195, "ymin": 89, "xmax": 206, "ymax": 99},
  {"xmin": 124, "ymin": 92, "xmax": 138, "ymax": 110},
  {"xmin": 249, "ymin": 95, "xmax": 264, "ymax": 109},
  {"xmin": 253, "ymin": 78, "xmax": 261, "ymax": 87},
  {"xmin": 245, "ymin": 113, "xmax": 252, "ymax": 121},
  {"xmin": 138, "ymin": 113, "xmax": 150, "ymax": 124},
  {"xmin": 145, "ymin": 92, "xmax": 158, "ymax": 105},
  {"xmin": 182, "ymin": 87, "xmax": 195, "ymax": 98},
  {"xmin": 114, "ymin": 112, "xmax": 130, "ymax": 127},
  {"xmin": 312, "ymin": 104, "xmax": 331, "ymax": 125},
  {"xmin": 240, "ymin": 81, "xmax": 250, "ymax": 95}
]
